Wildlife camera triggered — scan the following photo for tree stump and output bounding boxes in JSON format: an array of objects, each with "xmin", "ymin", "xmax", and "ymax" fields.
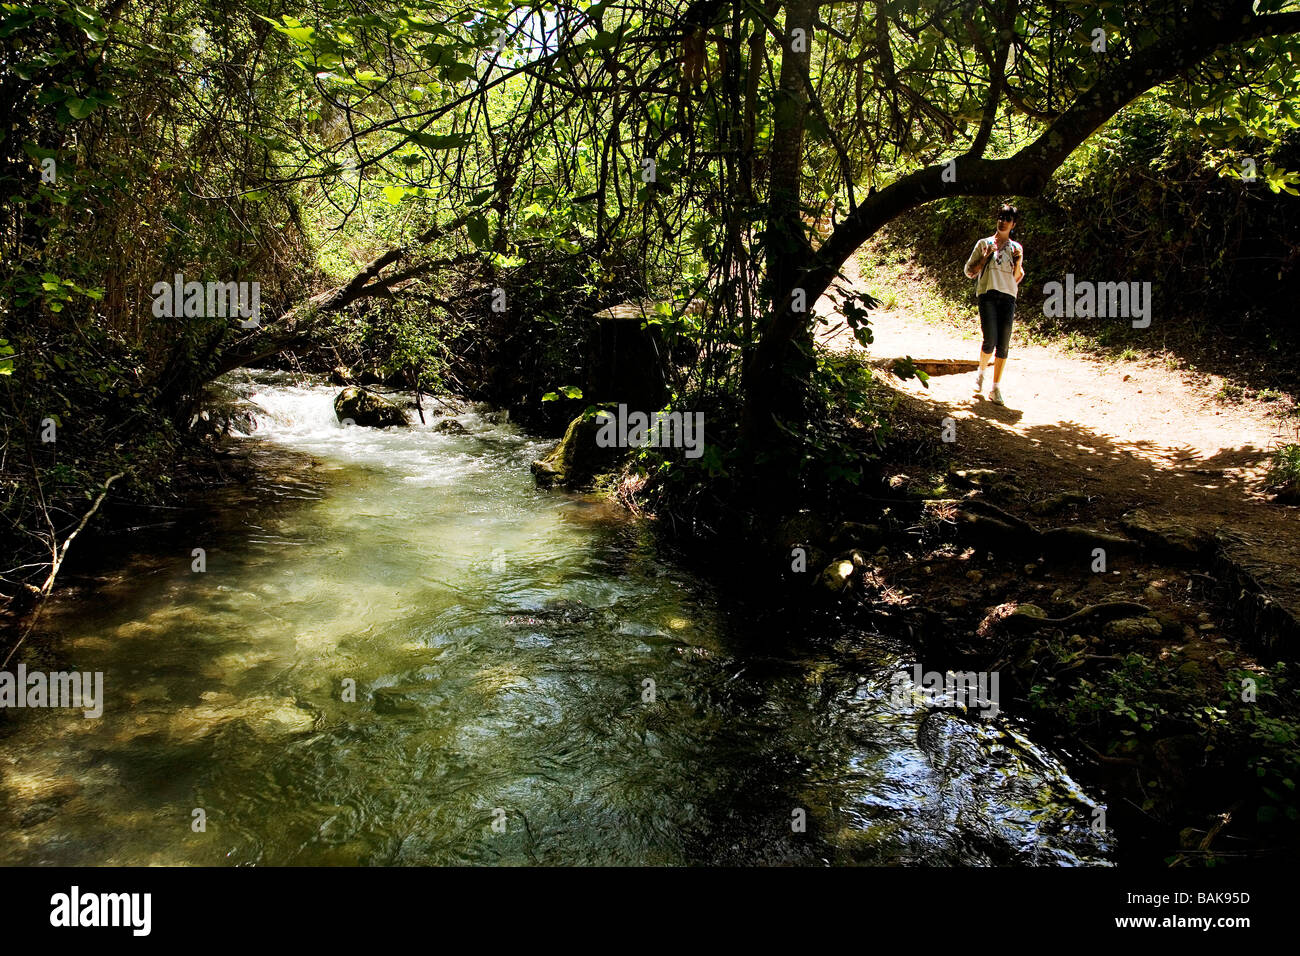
[{"xmin": 587, "ymin": 303, "xmax": 671, "ymax": 412}]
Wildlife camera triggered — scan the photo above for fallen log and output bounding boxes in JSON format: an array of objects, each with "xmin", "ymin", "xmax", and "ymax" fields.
[{"xmin": 873, "ymin": 357, "xmax": 980, "ymax": 377}]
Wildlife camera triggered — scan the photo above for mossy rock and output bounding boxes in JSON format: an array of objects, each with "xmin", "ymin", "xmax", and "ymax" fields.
[
  {"xmin": 817, "ymin": 559, "xmax": 856, "ymax": 595},
  {"xmin": 531, "ymin": 414, "xmax": 625, "ymax": 489},
  {"xmin": 333, "ymin": 387, "xmax": 408, "ymax": 428}
]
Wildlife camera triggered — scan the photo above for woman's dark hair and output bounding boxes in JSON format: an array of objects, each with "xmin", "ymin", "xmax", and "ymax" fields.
[{"xmin": 997, "ymin": 202, "xmax": 1019, "ymax": 240}]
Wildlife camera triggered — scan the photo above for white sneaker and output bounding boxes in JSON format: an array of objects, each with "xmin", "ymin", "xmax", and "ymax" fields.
[
  {"xmin": 990, "ymin": 385, "xmax": 1005, "ymax": 406},
  {"xmin": 974, "ymin": 371, "xmax": 984, "ymax": 395}
]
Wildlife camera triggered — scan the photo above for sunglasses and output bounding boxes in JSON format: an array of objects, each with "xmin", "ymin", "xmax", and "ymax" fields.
[{"xmin": 997, "ymin": 213, "xmax": 1015, "ymax": 221}]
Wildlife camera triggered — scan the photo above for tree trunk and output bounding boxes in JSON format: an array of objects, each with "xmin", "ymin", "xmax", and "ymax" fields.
[
  {"xmin": 748, "ymin": 0, "xmax": 816, "ymax": 445},
  {"xmin": 740, "ymin": 1, "xmax": 1300, "ymax": 452},
  {"xmin": 765, "ymin": 0, "xmax": 813, "ymax": 298}
]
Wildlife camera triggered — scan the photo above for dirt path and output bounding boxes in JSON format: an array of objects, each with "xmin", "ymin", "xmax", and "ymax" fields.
[{"xmin": 819, "ymin": 254, "xmax": 1300, "ymax": 647}]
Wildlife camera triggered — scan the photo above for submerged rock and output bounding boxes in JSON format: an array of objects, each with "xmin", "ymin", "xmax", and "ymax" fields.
[
  {"xmin": 372, "ymin": 685, "xmax": 450, "ymax": 715},
  {"xmin": 333, "ymin": 387, "xmax": 408, "ymax": 428},
  {"xmin": 16, "ymin": 779, "xmax": 81, "ymax": 829},
  {"xmin": 917, "ymin": 710, "xmax": 986, "ymax": 772},
  {"xmin": 115, "ymin": 695, "xmax": 317, "ymax": 745},
  {"xmin": 434, "ymin": 419, "xmax": 467, "ymax": 435}
]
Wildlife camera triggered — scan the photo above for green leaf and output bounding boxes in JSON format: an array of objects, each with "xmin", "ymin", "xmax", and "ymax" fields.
[
  {"xmin": 467, "ymin": 213, "xmax": 489, "ymax": 249},
  {"xmin": 262, "ymin": 15, "xmax": 317, "ymax": 46},
  {"xmin": 442, "ymin": 61, "xmax": 475, "ymax": 82},
  {"xmin": 65, "ymin": 97, "xmax": 97, "ymax": 119},
  {"xmin": 542, "ymin": 386, "xmax": 583, "ymax": 402}
]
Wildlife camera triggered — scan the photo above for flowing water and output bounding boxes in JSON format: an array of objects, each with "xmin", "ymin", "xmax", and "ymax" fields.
[{"xmin": 0, "ymin": 372, "xmax": 1112, "ymax": 865}]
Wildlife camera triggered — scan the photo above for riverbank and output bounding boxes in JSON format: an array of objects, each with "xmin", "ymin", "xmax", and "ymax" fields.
[
  {"xmin": 607, "ymin": 450, "xmax": 1299, "ymax": 864},
  {"xmin": 576, "ymin": 344, "xmax": 1300, "ymax": 864}
]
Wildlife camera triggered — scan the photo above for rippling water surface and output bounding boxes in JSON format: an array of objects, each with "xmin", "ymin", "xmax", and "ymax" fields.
[{"xmin": 0, "ymin": 372, "xmax": 1112, "ymax": 865}]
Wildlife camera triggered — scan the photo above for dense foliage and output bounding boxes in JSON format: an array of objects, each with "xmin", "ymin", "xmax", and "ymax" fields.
[{"xmin": 5, "ymin": 0, "xmax": 1300, "ymax": 600}]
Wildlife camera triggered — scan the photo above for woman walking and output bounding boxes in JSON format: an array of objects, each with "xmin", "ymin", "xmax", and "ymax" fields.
[{"xmin": 963, "ymin": 203, "xmax": 1025, "ymax": 405}]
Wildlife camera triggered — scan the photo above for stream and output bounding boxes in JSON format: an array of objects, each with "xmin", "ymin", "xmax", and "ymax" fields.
[{"xmin": 0, "ymin": 371, "xmax": 1112, "ymax": 865}]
